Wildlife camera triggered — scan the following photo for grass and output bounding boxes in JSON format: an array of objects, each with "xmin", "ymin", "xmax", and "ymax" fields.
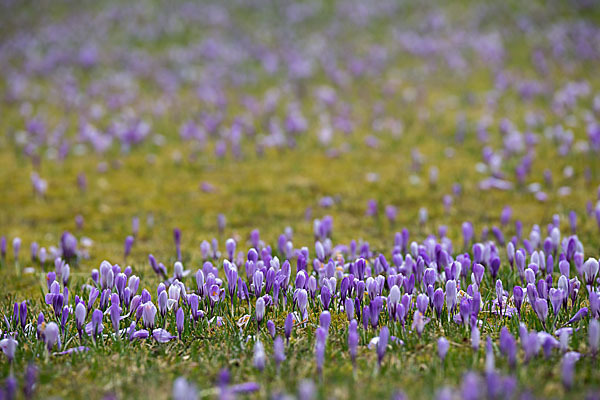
[{"xmin": 1, "ymin": 0, "xmax": 600, "ymax": 398}]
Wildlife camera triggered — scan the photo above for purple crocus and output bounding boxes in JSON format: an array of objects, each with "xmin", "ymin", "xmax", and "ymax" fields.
[
  {"xmin": 320, "ymin": 285, "xmax": 332, "ymax": 311},
  {"xmin": 433, "ymin": 288, "xmax": 444, "ymax": 318},
  {"xmin": 110, "ymin": 293, "xmax": 121, "ymax": 335},
  {"xmin": 256, "ymin": 297, "xmax": 265, "ymax": 329},
  {"xmin": 274, "ymin": 336, "xmax": 286, "ymax": 370},
  {"xmin": 471, "ymin": 326, "xmax": 480, "ymax": 351},
  {"xmin": 438, "ymin": 337, "xmax": 449, "ymax": 362},
  {"xmin": 590, "ymin": 319, "xmax": 599, "ymax": 355},
  {"xmin": 348, "ymin": 319, "xmax": 358, "ymax": 366},
  {"xmin": 495, "ymin": 280, "xmax": 503, "ymax": 315},
  {"xmin": 561, "ymin": 352, "xmax": 580, "ymax": 389},
  {"xmin": 377, "ymin": 326, "xmax": 389, "ymax": 366},
  {"xmin": 535, "ymin": 299, "xmax": 549, "ymax": 328},
  {"xmin": 319, "ymin": 311, "xmax": 331, "ymax": 332},
  {"xmin": 124, "ymin": 236, "xmax": 134, "ymax": 258},
  {"xmin": 0, "ymin": 337, "xmax": 17, "ymax": 362},
  {"xmin": 142, "ymin": 302, "xmax": 157, "ymax": 329},
  {"xmin": 24, "ymin": 363, "xmax": 37, "ymax": 399},
  {"xmin": 19, "ymin": 301, "xmax": 27, "ymax": 330},
  {"xmin": 75, "ymin": 302, "xmax": 86, "ymax": 338},
  {"xmin": 513, "ymin": 286, "xmax": 524, "ymax": 317},
  {"xmin": 267, "ymin": 320, "xmax": 276, "ymax": 339},
  {"xmin": 499, "ymin": 328, "xmax": 517, "ymax": 366},
  {"xmin": 315, "ymin": 327, "xmax": 327, "ymax": 375},
  {"xmin": 176, "ymin": 308, "xmax": 184, "ymax": 340},
  {"xmin": 567, "ymin": 307, "xmax": 588, "ymax": 325},
  {"xmin": 172, "ymin": 377, "xmax": 197, "ymax": 400},
  {"xmin": 42, "ymin": 322, "xmax": 60, "ymax": 351},
  {"xmin": 446, "ymin": 280, "xmax": 457, "ymax": 315},
  {"xmin": 174, "ymin": 228, "xmax": 182, "ymax": 261},
  {"xmin": 153, "ymin": 328, "xmax": 176, "ymax": 343},
  {"xmin": 12, "ymin": 237, "xmax": 21, "ymax": 260},
  {"xmin": 253, "ymin": 340, "xmax": 266, "ymax": 372},
  {"xmin": 284, "ymin": 313, "xmax": 293, "ymax": 343}
]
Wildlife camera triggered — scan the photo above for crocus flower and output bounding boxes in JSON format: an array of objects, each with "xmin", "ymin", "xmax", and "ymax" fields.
[
  {"xmin": 124, "ymin": 236, "xmax": 134, "ymax": 258},
  {"xmin": 534, "ymin": 299, "xmax": 549, "ymax": 327},
  {"xmin": 513, "ymin": 286, "xmax": 524, "ymax": 317},
  {"xmin": 319, "ymin": 311, "xmax": 331, "ymax": 332},
  {"xmin": 158, "ymin": 290, "xmax": 168, "ymax": 316},
  {"xmin": 256, "ymin": 297, "xmax": 265, "ymax": 329},
  {"xmin": 461, "ymin": 372, "xmax": 480, "ymax": 400},
  {"xmin": 153, "ymin": 328, "xmax": 176, "ymax": 343},
  {"xmin": 459, "ymin": 298, "xmax": 470, "ymax": 326},
  {"xmin": 345, "ymin": 298, "xmax": 354, "ymax": 321},
  {"xmin": 75, "ymin": 302, "xmax": 86, "ymax": 338},
  {"xmin": 438, "ymin": 337, "xmax": 449, "ymax": 362},
  {"xmin": 377, "ymin": 326, "xmax": 389, "ymax": 366},
  {"xmin": 485, "ymin": 337, "xmax": 495, "ymax": 372},
  {"xmin": 19, "ymin": 301, "xmax": 27, "ymax": 330},
  {"xmin": 4, "ymin": 376, "xmax": 16, "ymax": 400},
  {"xmin": 348, "ymin": 319, "xmax": 358, "ymax": 366},
  {"xmin": 12, "ymin": 237, "xmax": 21, "ymax": 260},
  {"xmin": 561, "ymin": 352, "xmax": 580, "ymax": 389},
  {"xmin": 433, "ymin": 288, "xmax": 444, "ymax": 318},
  {"xmin": 176, "ymin": 308, "xmax": 184, "ymax": 339},
  {"xmin": 284, "ymin": 313, "xmax": 293, "ymax": 343},
  {"xmin": 274, "ymin": 336, "xmax": 285, "ymax": 370},
  {"xmin": 471, "ymin": 326, "xmax": 480, "ymax": 351},
  {"xmin": 567, "ymin": 307, "xmax": 588, "ymax": 325},
  {"xmin": 472, "ymin": 263, "xmax": 484, "ymax": 286},
  {"xmin": 172, "ymin": 377, "xmax": 197, "ymax": 400},
  {"xmin": 266, "ymin": 320, "xmax": 276, "ymax": 339},
  {"xmin": 412, "ymin": 310, "xmax": 428, "ymax": 338},
  {"xmin": 55, "ymin": 346, "xmax": 90, "ymax": 356},
  {"xmin": 446, "ymin": 280, "xmax": 457, "ymax": 315},
  {"xmin": 142, "ymin": 302, "xmax": 157, "ymax": 329},
  {"xmin": 253, "ymin": 339, "xmax": 266, "ymax": 372},
  {"xmin": 320, "ymin": 285, "xmax": 331, "ymax": 310},
  {"xmin": 43, "ymin": 322, "xmax": 60, "ymax": 351},
  {"xmin": 110, "ymin": 293, "xmax": 121, "ymax": 335},
  {"xmin": 174, "ymin": 228, "xmax": 182, "ymax": 261},
  {"xmin": 24, "ymin": 363, "xmax": 37, "ymax": 399},
  {"xmin": 0, "ymin": 337, "xmax": 17, "ymax": 362},
  {"xmin": 499, "ymin": 328, "xmax": 517, "ymax": 366},
  {"xmin": 583, "ymin": 258, "xmax": 599, "ymax": 286},
  {"xmin": 417, "ymin": 293, "xmax": 429, "ymax": 315},
  {"xmin": 315, "ymin": 327, "xmax": 327, "ymax": 375},
  {"xmin": 495, "ymin": 280, "xmax": 503, "ymax": 315},
  {"xmin": 590, "ymin": 319, "xmax": 599, "ymax": 355},
  {"xmin": 549, "ymin": 288, "xmax": 563, "ymax": 316}
]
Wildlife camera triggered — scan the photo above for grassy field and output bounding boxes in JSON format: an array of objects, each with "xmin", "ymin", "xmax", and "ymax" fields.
[{"xmin": 1, "ymin": 0, "xmax": 600, "ymax": 398}]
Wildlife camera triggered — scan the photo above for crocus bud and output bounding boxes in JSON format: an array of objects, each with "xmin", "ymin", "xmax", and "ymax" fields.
[
  {"xmin": 124, "ymin": 236, "xmax": 134, "ymax": 258},
  {"xmin": 438, "ymin": 337, "xmax": 449, "ymax": 362},
  {"xmin": 176, "ymin": 308, "xmax": 184, "ymax": 339},
  {"xmin": 274, "ymin": 336, "xmax": 285, "ymax": 369},
  {"xmin": 471, "ymin": 326, "xmax": 480, "ymax": 351},
  {"xmin": 43, "ymin": 322, "xmax": 60, "ymax": 351},
  {"xmin": 255, "ymin": 297, "xmax": 265, "ymax": 328},
  {"xmin": 446, "ymin": 280, "xmax": 457, "ymax": 313},
  {"xmin": 75, "ymin": 302, "xmax": 86, "ymax": 332},
  {"xmin": 284, "ymin": 313, "xmax": 293, "ymax": 343},
  {"xmin": 12, "ymin": 237, "xmax": 21, "ymax": 260},
  {"xmin": 590, "ymin": 319, "xmax": 599, "ymax": 354},
  {"xmin": 376, "ymin": 326, "xmax": 389, "ymax": 366},
  {"xmin": 253, "ymin": 340, "xmax": 266, "ymax": 372},
  {"xmin": 19, "ymin": 301, "xmax": 27, "ymax": 330},
  {"xmin": 0, "ymin": 337, "xmax": 17, "ymax": 362},
  {"xmin": 267, "ymin": 320, "xmax": 276, "ymax": 339}
]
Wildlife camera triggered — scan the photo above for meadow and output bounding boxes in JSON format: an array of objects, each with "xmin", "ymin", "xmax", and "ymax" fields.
[{"xmin": 1, "ymin": 0, "xmax": 600, "ymax": 398}]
